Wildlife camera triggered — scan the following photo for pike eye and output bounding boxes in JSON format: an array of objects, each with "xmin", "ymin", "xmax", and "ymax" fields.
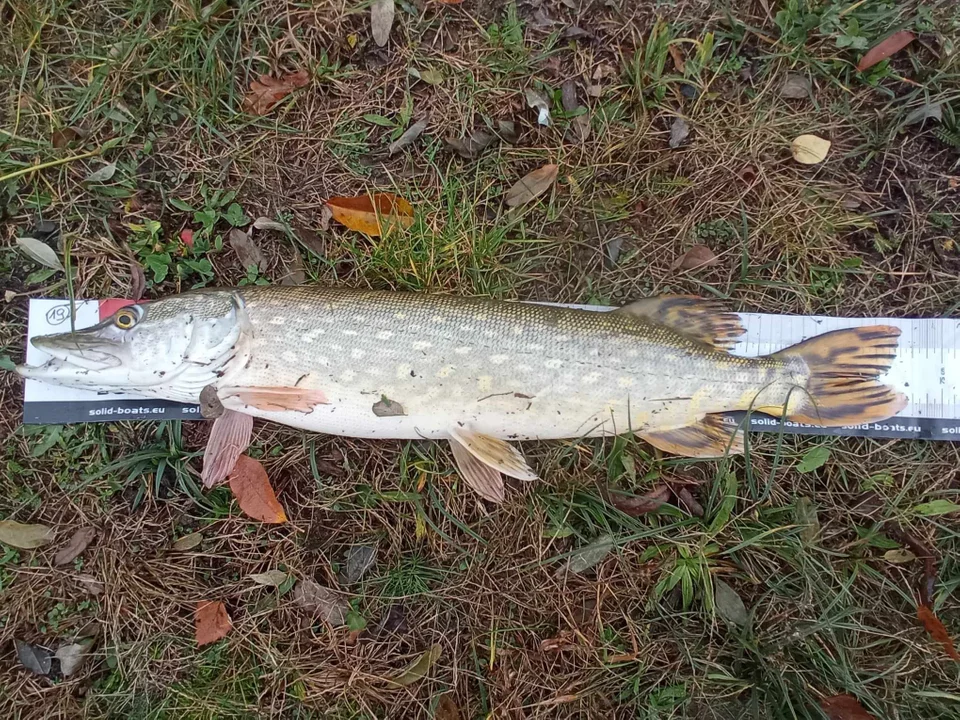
[{"xmin": 114, "ymin": 309, "xmax": 138, "ymax": 329}]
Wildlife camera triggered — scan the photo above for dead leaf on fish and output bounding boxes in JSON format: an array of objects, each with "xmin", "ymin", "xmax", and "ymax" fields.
[
  {"xmin": 195, "ymin": 600, "xmax": 232, "ymax": 646},
  {"xmin": 325, "ymin": 193, "xmax": 414, "ymax": 237},
  {"xmin": 791, "ymin": 134, "xmax": 831, "ymax": 164},
  {"xmin": 371, "ymin": 0, "xmax": 395, "ymax": 47},
  {"xmin": 228, "ymin": 454, "xmax": 287, "ymax": 523},
  {"xmin": 857, "ymin": 31, "xmax": 915, "ymax": 72},
  {"xmin": 671, "ymin": 244, "xmax": 718, "ymax": 271},
  {"xmin": 372, "ymin": 396, "xmax": 406, "ymax": 417},
  {"xmin": 0, "ymin": 520, "xmax": 56, "ymax": 549},
  {"xmin": 54, "ymin": 527, "xmax": 96, "ymax": 566},
  {"xmin": 504, "ymin": 164, "xmax": 559, "ymax": 207},
  {"xmin": 242, "ymin": 69, "xmax": 310, "ymax": 115}
]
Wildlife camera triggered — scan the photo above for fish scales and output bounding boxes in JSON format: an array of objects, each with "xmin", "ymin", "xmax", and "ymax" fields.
[{"xmin": 224, "ymin": 287, "xmax": 783, "ymax": 440}]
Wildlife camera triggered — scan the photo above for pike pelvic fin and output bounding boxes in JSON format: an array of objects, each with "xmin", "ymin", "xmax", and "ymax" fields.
[
  {"xmin": 201, "ymin": 409, "xmax": 253, "ymax": 488},
  {"xmin": 616, "ymin": 295, "xmax": 745, "ymax": 351},
  {"xmin": 771, "ymin": 325, "xmax": 907, "ymax": 425},
  {"xmin": 640, "ymin": 414, "xmax": 744, "ymax": 457},
  {"xmin": 220, "ymin": 386, "xmax": 329, "ymax": 412},
  {"xmin": 448, "ymin": 427, "xmax": 538, "ymax": 503}
]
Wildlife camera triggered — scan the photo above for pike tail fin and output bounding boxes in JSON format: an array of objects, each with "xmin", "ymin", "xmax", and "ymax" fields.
[{"xmin": 772, "ymin": 325, "xmax": 907, "ymax": 426}]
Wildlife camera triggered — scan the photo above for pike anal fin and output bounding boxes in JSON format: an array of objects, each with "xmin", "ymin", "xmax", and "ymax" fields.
[
  {"xmin": 448, "ymin": 427, "xmax": 538, "ymax": 503},
  {"xmin": 640, "ymin": 414, "xmax": 744, "ymax": 458},
  {"xmin": 616, "ymin": 295, "xmax": 745, "ymax": 351},
  {"xmin": 220, "ymin": 386, "xmax": 329, "ymax": 413}
]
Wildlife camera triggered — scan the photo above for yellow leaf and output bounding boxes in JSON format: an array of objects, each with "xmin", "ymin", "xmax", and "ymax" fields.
[
  {"xmin": 388, "ymin": 644, "xmax": 442, "ymax": 686},
  {"xmin": 883, "ymin": 548, "xmax": 917, "ymax": 564},
  {"xmin": 325, "ymin": 193, "xmax": 414, "ymax": 237},
  {"xmin": 791, "ymin": 134, "xmax": 831, "ymax": 165}
]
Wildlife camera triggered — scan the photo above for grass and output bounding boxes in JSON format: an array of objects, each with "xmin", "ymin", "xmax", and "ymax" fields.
[{"xmin": 2, "ymin": 0, "xmax": 960, "ymax": 717}]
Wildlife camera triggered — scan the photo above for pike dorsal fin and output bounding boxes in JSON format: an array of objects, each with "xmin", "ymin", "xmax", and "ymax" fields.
[
  {"xmin": 616, "ymin": 295, "xmax": 744, "ymax": 351},
  {"xmin": 448, "ymin": 427, "xmax": 538, "ymax": 503},
  {"xmin": 640, "ymin": 414, "xmax": 744, "ymax": 458}
]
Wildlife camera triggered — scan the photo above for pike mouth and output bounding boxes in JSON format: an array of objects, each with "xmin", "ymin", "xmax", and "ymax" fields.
[{"xmin": 29, "ymin": 334, "xmax": 123, "ymax": 371}]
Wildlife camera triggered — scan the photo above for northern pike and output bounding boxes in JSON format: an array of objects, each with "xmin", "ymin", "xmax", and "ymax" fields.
[{"xmin": 17, "ymin": 287, "xmax": 906, "ymax": 501}]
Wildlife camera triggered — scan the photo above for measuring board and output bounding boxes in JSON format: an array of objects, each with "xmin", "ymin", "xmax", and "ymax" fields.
[{"xmin": 20, "ymin": 298, "xmax": 960, "ymax": 440}]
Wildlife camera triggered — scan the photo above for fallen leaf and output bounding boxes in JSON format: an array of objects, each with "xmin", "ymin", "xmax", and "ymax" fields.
[
  {"xmin": 565, "ymin": 113, "xmax": 591, "ymax": 144},
  {"xmin": 84, "ymin": 162, "xmax": 117, "ymax": 183},
  {"xmin": 445, "ymin": 130, "xmax": 497, "ymax": 159},
  {"xmin": 795, "ymin": 497, "xmax": 820, "ymax": 544},
  {"xmin": 376, "ymin": 603, "xmax": 408, "ymax": 637},
  {"xmin": 883, "ymin": 548, "xmax": 916, "ymax": 563},
  {"xmin": 821, "ymin": 695, "xmax": 878, "ymax": 720},
  {"xmin": 325, "ymin": 193, "xmax": 414, "ymax": 237},
  {"xmin": 791, "ymin": 134, "xmax": 831, "ymax": 164},
  {"xmin": 0, "ymin": 520, "xmax": 56, "ymax": 549},
  {"xmin": 410, "ymin": 67, "xmax": 443, "ymax": 85},
  {"xmin": 179, "ymin": 228, "xmax": 195, "ymax": 248},
  {"xmin": 435, "ymin": 693, "xmax": 462, "ymax": 720},
  {"xmin": 15, "ymin": 237, "xmax": 64, "ymax": 272},
  {"xmin": 281, "ymin": 248, "xmax": 306, "ymax": 285},
  {"xmin": 292, "ymin": 579, "xmax": 350, "ymax": 626},
  {"xmin": 371, "ymin": 0, "xmax": 395, "ymax": 47},
  {"xmin": 52, "ymin": 126, "xmax": 82, "ymax": 148},
  {"xmin": 609, "ymin": 485, "xmax": 670, "ymax": 516},
  {"xmin": 372, "ymin": 396, "xmax": 405, "ymax": 417},
  {"xmin": 904, "ymin": 103, "xmax": 943, "ymax": 126},
  {"xmin": 555, "ymin": 534, "xmax": 614, "ymax": 576},
  {"xmin": 15, "ymin": 640, "xmax": 52, "ymax": 676},
  {"xmin": 669, "ymin": 117, "xmax": 690, "ymax": 148},
  {"xmin": 252, "ymin": 217, "xmax": 287, "ymax": 232},
  {"xmin": 76, "ymin": 574, "xmax": 104, "ymax": 595},
  {"xmin": 55, "ymin": 639, "xmax": 93, "ymax": 677},
  {"xmin": 561, "ymin": 79, "xmax": 578, "ymax": 113},
  {"xmin": 128, "ymin": 255, "xmax": 146, "ymax": 301},
  {"xmin": 296, "ymin": 224, "xmax": 327, "ymax": 256},
  {"xmin": 203, "ymin": 409, "xmax": 253, "ymax": 488},
  {"xmin": 668, "ymin": 43, "xmax": 686, "ymax": 73},
  {"xmin": 918, "ymin": 604, "xmax": 960, "ymax": 661},
  {"xmin": 195, "ymin": 600, "xmax": 232, "ymax": 646},
  {"xmin": 504, "ymin": 164, "xmax": 559, "ymax": 207},
  {"xmin": 780, "ymin": 73, "xmax": 812, "ymax": 99},
  {"xmin": 340, "ymin": 545, "xmax": 378, "ymax": 584},
  {"xmin": 228, "ymin": 228, "xmax": 266, "ymax": 273},
  {"xmin": 525, "ymin": 88, "xmax": 551, "ymax": 126},
  {"xmin": 796, "ymin": 446, "xmax": 830, "ymax": 473},
  {"xmin": 714, "ymin": 578, "xmax": 749, "ymax": 627},
  {"xmin": 172, "ymin": 532, "xmax": 204, "ymax": 551},
  {"xmin": 54, "ymin": 527, "xmax": 96, "ymax": 566},
  {"xmin": 604, "ymin": 236, "xmax": 625, "ymax": 269},
  {"xmin": 242, "ymin": 69, "xmax": 310, "ymax": 115},
  {"xmin": 540, "ymin": 630, "xmax": 575, "ymax": 652},
  {"xmin": 913, "ymin": 499, "xmax": 960, "ymax": 516},
  {"xmin": 562, "ymin": 25, "xmax": 593, "ymax": 40},
  {"xmin": 389, "ymin": 644, "xmax": 442, "ymax": 686},
  {"xmin": 677, "ymin": 487, "xmax": 704, "ymax": 517},
  {"xmin": 857, "ymin": 31, "xmax": 915, "ymax": 72},
  {"xmin": 671, "ymin": 244, "xmax": 718, "ymax": 271},
  {"xmin": 228, "ymin": 454, "xmax": 287, "ymax": 523},
  {"xmin": 496, "ymin": 119, "xmax": 518, "ymax": 143},
  {"xmin": 388, "ymin": 118, "xmax": 428, "ymax": 154},
  {"xmin": 249, "ymin": 569, "xmax": 289, "ymax": 587}
]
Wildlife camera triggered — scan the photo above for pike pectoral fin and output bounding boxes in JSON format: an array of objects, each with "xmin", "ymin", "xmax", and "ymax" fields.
[
  {"xmin": 640, "ymin": 414, "xmax": 744, "ymax": 458},
  {"xmin": 616, "ymin": 295, "xmax": 745, "ymax": 351},
  {"xmin": 449, "ymin": 439, "xmax": 505, "ymax": 503},
  {"xmin": 448, "ymin": 427, "xmax": 539, "ymax": 481},
  {"xmin": 220, "ymin": 386, "xmax": 329, "ymax": 412}
]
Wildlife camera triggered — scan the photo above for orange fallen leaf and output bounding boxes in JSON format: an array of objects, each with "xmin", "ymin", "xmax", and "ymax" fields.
[
  {"xmin": 325, "ymin": 193, "xmax": 414, "ymax": 237},
  {"xmin": 672, "ymin": 244, "xmax": 719, "ymax": 271},
  {"xmin": 918, "ymin": 604, "xmax": 960, "ymax": 661},
  {"xmin": 242, "ymin": 69, "xmax": 310, "ymax": 115},
  {"xmin": 228, "ymin": 455, "xmax": 287, "ymax": 523},
  {"xmin": 195, "ymin": 600, "xmax": 232, "ymax": 646},
  {"xmin": 821, "ymin": 694, "xmax": 877, "ymax": 720},
  {"xmin": 857, "ymin": 31, "xmax": 915, "ymax": 72},
  {"xmin": 668, "ymin": 43, "xmax": 685, "ymax": 73}
]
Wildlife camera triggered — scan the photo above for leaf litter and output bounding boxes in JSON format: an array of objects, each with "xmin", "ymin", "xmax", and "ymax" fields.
[
  {"xmin": 857, "ymin": 31, "xmax": 915, "ymax": 72},
  {"xmin": 292, "ymin": 579, "xmax": 350, "ymax": 626},
  {"xmin": 339, "ymin": 544, "xmax": 378, "ymax": 584},
  {"xmin": 672, "ymin": 244, "xmax": 718, "ymax": 271},
  {"xmin": 504, "ymin": 164, "xmax": 559, "ymax": 206},
  {"xmin": 325, "ymin": 193, "xmax": 414, "ymax": 236},
  {"xmin": 54, "ymin": 527, "xmax": 96, "ymax": 566},
  {"xmin": 387, "ymin": 644, "xmax": 442, "ymax": 686},
  {"xmin": 388, "ymin": 118, "xmax": 428, "ymax": 154},
  {"xmin": 555, "ymin": 534, "xmax": 614, "ymax": 576},
  {"xmin": 525, "ymin": 88, "xmax": 551, "ymax": 126},
  {"xmin": 242, "ymin": 69, "xmax": 310, "ymax": 115},
  {"xmin": 228, "ymin": 454, "xmax": 287, "ymax": 523},
  {"xmin": 0, "ymin": 520, "xmax": 56, "ymax": 549},
  {"xmin": 791, "ymin": 134, "xmax": 831, "ymax": 164},
  {"xmin": 370, "ymin": 0, "xmax": 395, "ymax": 47},
  {"xmin": 16, "ymin": 640, "xmax": 53, "ymax": 676},
  {"xmin": 714, "ymin": 578, "xmax": 749, "ymax": 627},
  {"xmin": 821, "ymin": 694, "xmax": 878, "ymax": 720},
  {"xmin": 195, "ymin": 600, "xmax": 232, "ymax": 646},
  {"xmin": 228, "ymin": 228, "xmax": 266, "ymax": 272},
  {"xmin": 16, "ymin": 237, "xmax": 64, "ymax": 272}
]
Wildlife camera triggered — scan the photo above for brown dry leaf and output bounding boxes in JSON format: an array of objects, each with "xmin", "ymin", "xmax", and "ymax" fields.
[
  {"xmin": 195, "ymin": 600, "xmax": 232, "ymax": 646},
  {"xmin": 54, "ymin": 527, "xmax": 96, "ymax": 566},
  {"xmin": 242, "ymin": 69, "xmax": 310, "ymax": 115},
  {"xmin": 52, "ymin": 126, "xmax": 83, "ymax": 148},
  {"xmin": 228, "ymin": 228, "xmax": 266, "ymax": 272},
  {"xmin": 325, "ymin": 193, "xmax": 414, "ymax": 237},
  {"xmin": 388, "ymin": 644, "xmax": 443, "ymax": 686},
  {"xmin": 791, "ymin": 134, "xmax": 831, "ymax": 164},
  {"xmin": 668, "ymin": 43, "xmax": 686, "ymax": 73},
  {"xmin": 857, "ymin": 31, "xmax": 915, "ymax": 72},
  {"xmin": 677, "ymin": 487, "xmax": 704, "ymax": 517},
  {"xmin": 609, "ymin": 485, "xmax": 671, "ymax": 516},
  {"xmin": 292, "ymin": 579, "xmax": 350, "ymax": 626},
  {"xmin": 228, "ymin": 454, "xmax": 288, "ymax": 523},
  {"xmin": 435, "ymin": 694, "xmax": 462, "ymax": 720},
  {"xmin": 780, "ymin": 73, "xmax": 812, "ymax": 99},
  {"xmin": 821, "ymin": 695, "xmax": 878, "ymax": 720},
  {"xmin": 917, "ymin": 604, "xmax": 960, "ymax": 661},
  {"xmin": 172, "ymin": 531, "xmax": 204, "ymax": 551},
  {"xmin": 388, "ymin": 118, "xmax": 428, "ymax": 155},
  {"xmin": 371, "ymin": 0, "xmax": 395, "ymax": 47},
  {"xmin": 77, "ymin": 574, "xmax": 104, "ymax": 595},
  {"xmin": 672, "ymin": 244, "xmax": 718, "ymax": 271},
  {"xmin": 445, "ymin": 130, "xmax": 497, "ymax": 159},
  {"xmin": 504, "ymin": 164, "xmax": 559, "ymax": 207},
  {"xmin": 0, "ymin": 520, "xmax": 55, "ymax": 549},
  {"xmin": 281, "ymin": 248, "xmax": 307, "ymax": 286}
]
